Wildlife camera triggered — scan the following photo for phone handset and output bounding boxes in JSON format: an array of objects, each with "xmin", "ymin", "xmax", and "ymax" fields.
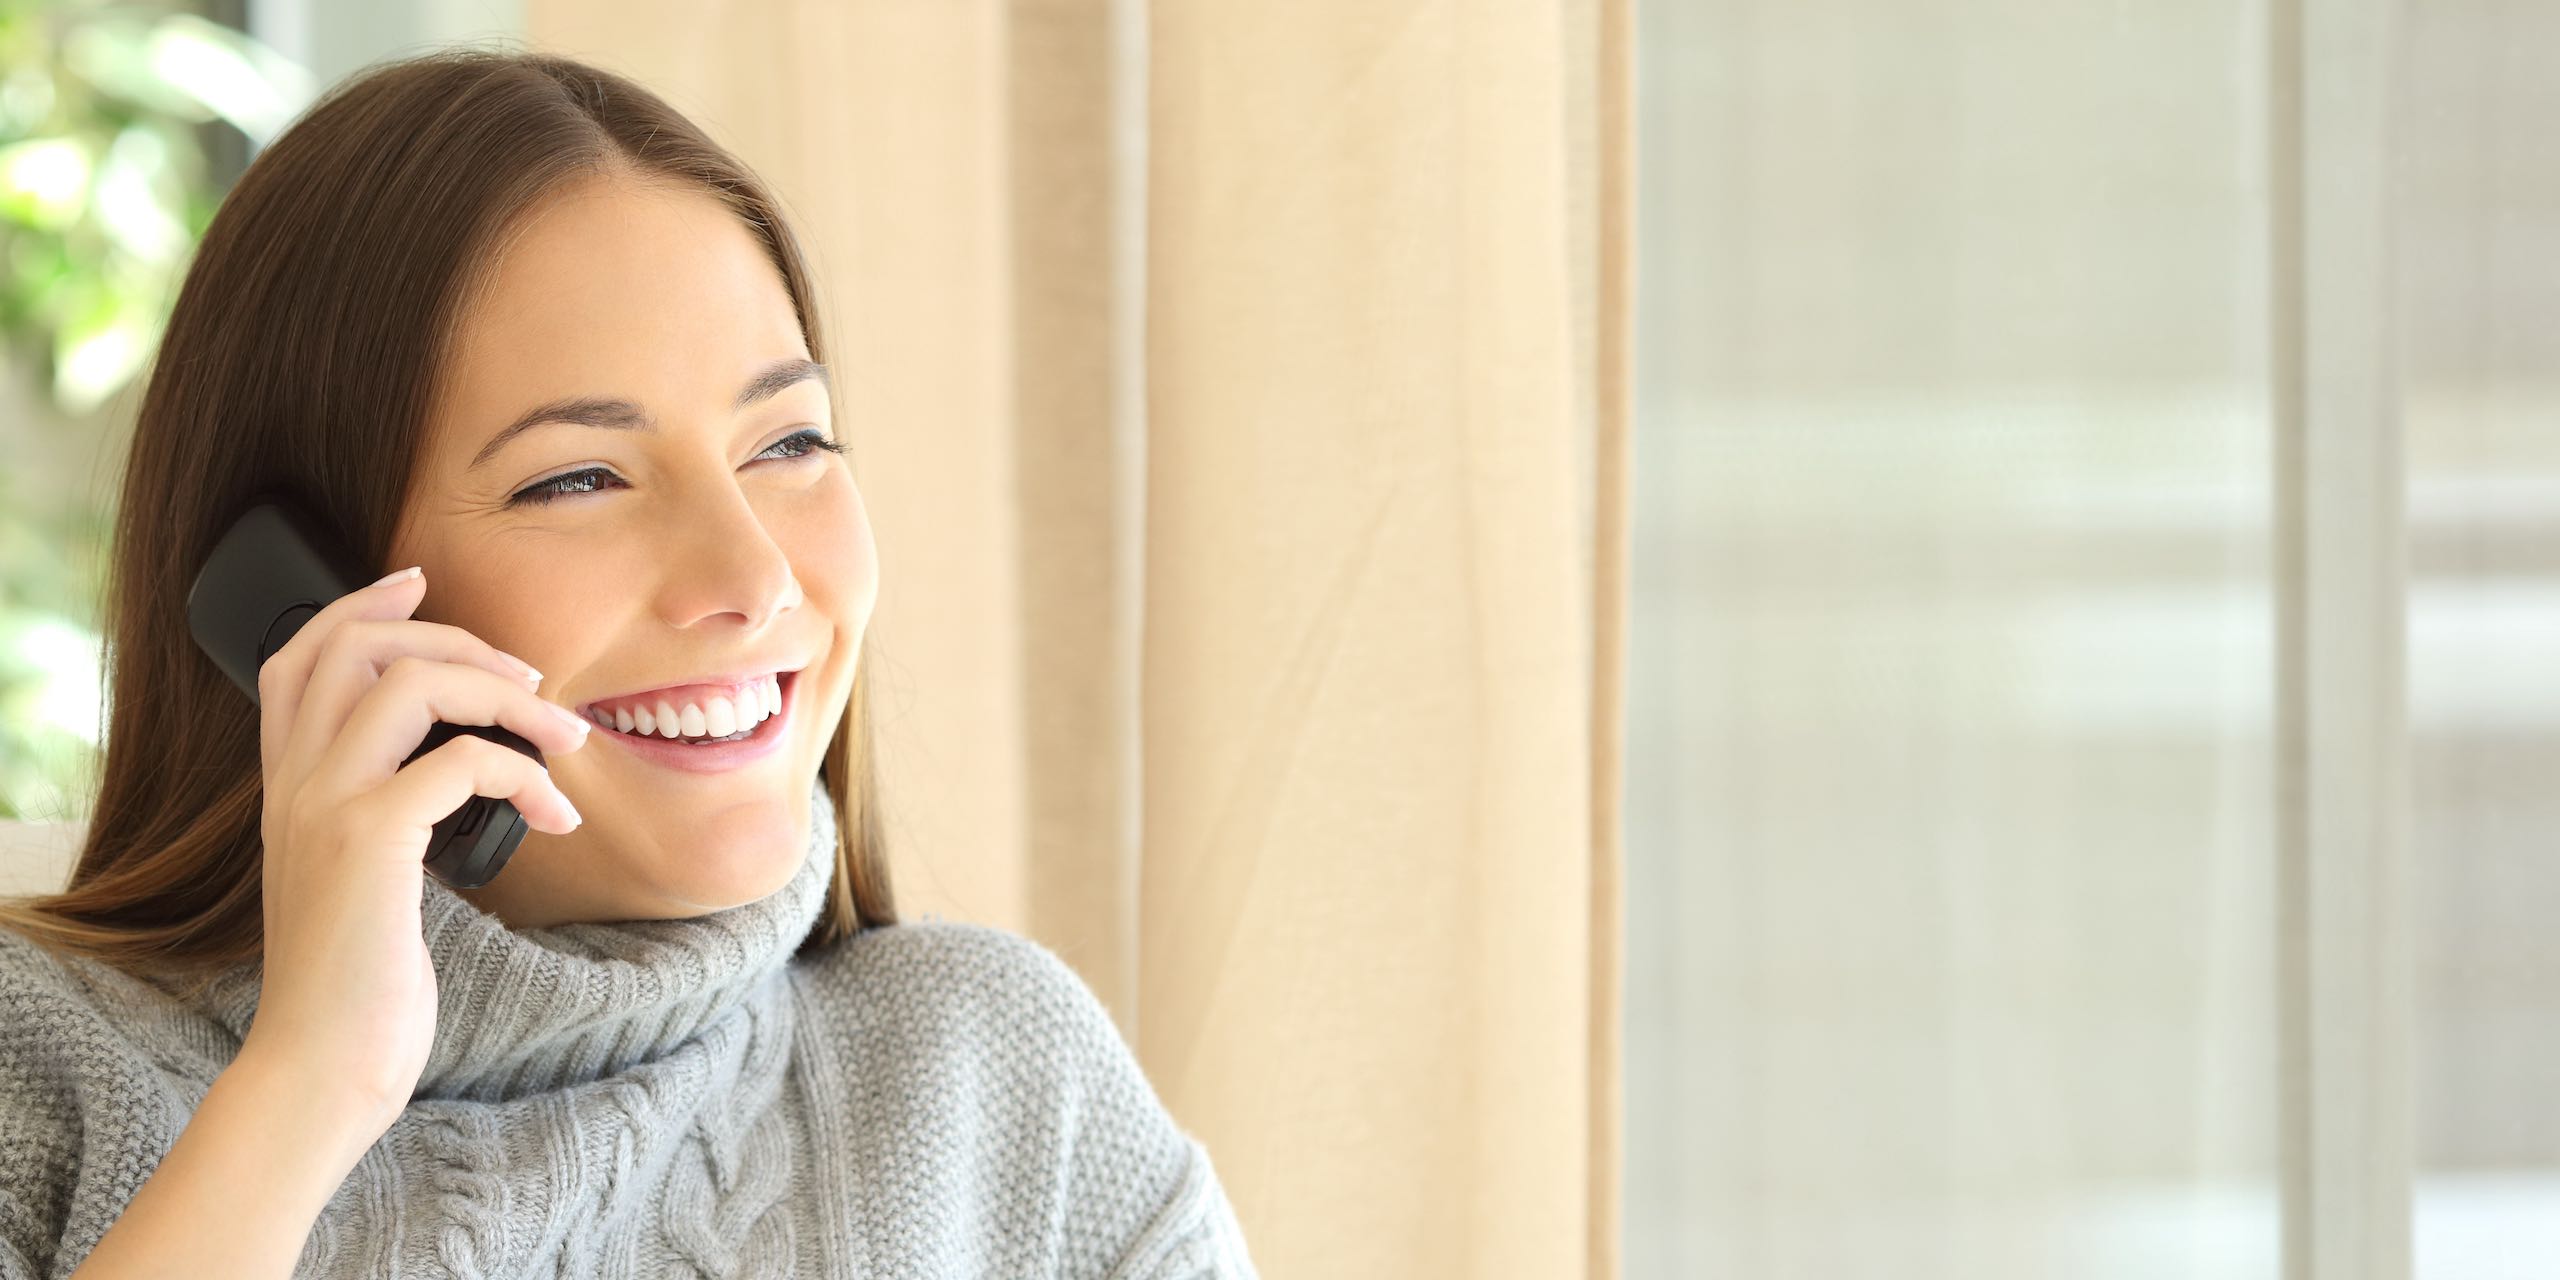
[{"xmin": 186, "ymin": 499, "xmax": 533, "ymax": 888}]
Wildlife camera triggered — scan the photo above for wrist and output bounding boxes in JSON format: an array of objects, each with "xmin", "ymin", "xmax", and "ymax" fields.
[{"xmin": 222, "ymin": 1040, "xmax": 401, "ymax": 1167}]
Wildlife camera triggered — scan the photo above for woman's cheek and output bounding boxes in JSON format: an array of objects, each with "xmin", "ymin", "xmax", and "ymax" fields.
[
  {"xmin": 789, "ymin": 475, "xmax": 878, "ymax": 625},
  {"xmin": 448, "ymin": 552, "xmax": 616, "ymax": 677}
]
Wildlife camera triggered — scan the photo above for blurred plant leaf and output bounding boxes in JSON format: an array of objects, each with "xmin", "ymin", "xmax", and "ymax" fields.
[
  {"xmin": 0, "ymin": 2, "xmax": 310, "ymax": 818},
  {"xmin": 145, "ymin": 13, "xmax": 311, "ymax": 145},
  {"xmin": 53, "ymin": 266, "xmax": 149, "ymax": 413},
  {"xmin": 0, "ymin": 135, "xmax": 91, "ymax": 228},
  {"xmin": 95, "ymin": 122, "xmax": 187, "ymax": 261}
]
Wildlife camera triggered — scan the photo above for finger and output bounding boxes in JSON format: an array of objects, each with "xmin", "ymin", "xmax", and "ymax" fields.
[
  {"xmin": 278, "ymin": 616, "xmax": 549, "ymax": 787},
  {"xmin": 260, "ymin": 567, "xmax": 431, "ymax": 783},
  {"xmin": 311, "ymin": 658, "xmax": 591, "ymax": 798},
  {"xmin": 361, "ymin": 732, "xmax": 583, "ymax": 843}
]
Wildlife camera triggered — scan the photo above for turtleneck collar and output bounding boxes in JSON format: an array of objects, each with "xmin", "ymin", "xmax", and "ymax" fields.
[{"xmin": 195, "ymin": 773, "xmax": 838, "ymax": 1103}]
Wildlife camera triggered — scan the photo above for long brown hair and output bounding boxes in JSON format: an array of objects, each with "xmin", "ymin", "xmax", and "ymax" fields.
[{"xmin": 0, "ymin": 46, "xmax": 896, "ymax": 991}]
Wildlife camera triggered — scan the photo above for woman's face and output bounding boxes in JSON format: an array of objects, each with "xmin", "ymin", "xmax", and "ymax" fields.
[{"xmin": 389, "ymin": 171, "xmax": 874, "ymax": 929}]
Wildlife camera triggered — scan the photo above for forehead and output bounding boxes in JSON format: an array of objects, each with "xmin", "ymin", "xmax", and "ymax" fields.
[{"xmin": 434, "ymin": 174, "xmax": 808, "ymax": 443}]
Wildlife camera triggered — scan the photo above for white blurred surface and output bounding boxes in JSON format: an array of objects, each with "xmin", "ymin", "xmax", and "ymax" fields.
[
  {"xmin": 2403, "ymin": 0, "xmax": 2560, "ymax": 1267},
  {"xmin": 1621, "ymin": 0, "xmax": 2560, "ymax": 1272},
  {"xmin": 1626, "ymin": 2, "xmax": 2283, "ymax": 1274},
  {"xmin": 0, "ymin": 821, "xmax": 83, "ymax": 899}
]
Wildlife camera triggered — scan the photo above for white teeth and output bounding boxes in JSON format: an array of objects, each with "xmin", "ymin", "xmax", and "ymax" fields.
[{"xmin": 586, "ymin": 673, "xmax": 787, "ymax": 739}]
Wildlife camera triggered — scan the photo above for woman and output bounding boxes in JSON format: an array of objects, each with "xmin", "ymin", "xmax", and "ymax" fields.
[{"xmin": 0, "ymin": 46, "xmax": 1253, "ymax": 1278}]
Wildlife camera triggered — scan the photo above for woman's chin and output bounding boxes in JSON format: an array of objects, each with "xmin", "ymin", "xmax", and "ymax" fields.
[
  {"xmin": 543, "ymin": 799, "xmax": 808, "ymax": 920},
  {"xmin": 634, "ymin": 812, "xmax": 810, "ymax": 913},
  {"xmin": 459, "ymin": 785, "xmax": 811, "ymax": 928}
]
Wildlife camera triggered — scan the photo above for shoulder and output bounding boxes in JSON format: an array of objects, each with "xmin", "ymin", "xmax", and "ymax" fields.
[
  {"xmin": 0, "ymin": 927, "xmax": 128, "ymax": 1277},
  {"xmin": 0, "ymin": 923, "xmax": 92, "ymax": 1118},
  {"xmin": 797, "ymin": 921, "xmax": 1259, "ymax": 1277},
  {"xmin": 0, "ymin": 924, "xmax": 216, "ymax": 1133},
  {"xmin": 807, "ymin": 918, "xmax": 1113, "ymax": 1037},
  {"xmin": 0, "ymin": 925, "xmax": 231, "ymax": 1145},
  {"xmin": 0, "ymin": 929, "xmax": 274, "ymax": 1278},
  {"xmin": 797, "ymin": 918, "xmax": 1145, "ymax": 1113},
  {"xmin": 0, "ymin": 924, "xmax": 209, "ymax": 1075},
  {"xmin": 0, "ymin": 922, "xmax": 123, "ymax": 1069}
]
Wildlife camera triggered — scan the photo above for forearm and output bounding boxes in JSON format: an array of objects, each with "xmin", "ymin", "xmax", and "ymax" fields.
[{"xmin": 67, "ymin": 1048, "xmax": 386, "ymax": 1280}]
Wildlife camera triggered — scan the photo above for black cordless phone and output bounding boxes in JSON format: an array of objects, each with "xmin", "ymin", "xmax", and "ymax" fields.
[{"xmin": 186, "ymin": 499, "xmax": 535, "ymax": 888}]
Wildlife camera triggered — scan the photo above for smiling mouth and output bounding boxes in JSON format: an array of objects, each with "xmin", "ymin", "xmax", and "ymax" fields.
[{"xmin": 581, "ymin": 669, "xmax": 797, "ymax": 744}]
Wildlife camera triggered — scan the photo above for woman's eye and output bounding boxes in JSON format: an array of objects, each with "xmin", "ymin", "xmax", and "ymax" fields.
[
  {"xmin": 503, "ymin": 429, "xmax": 845, "ymax": 508},
  {"xmin": 761, "ymin": 427, "xmax": 849, "ymax": 463},
  {"xmin": 506, "ymin": 467, "xmax": 623, "ymax": 508}
]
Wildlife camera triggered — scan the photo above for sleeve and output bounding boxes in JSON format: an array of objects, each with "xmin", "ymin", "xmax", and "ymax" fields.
[
  {"xmin": 0, "ymin": 1182, "xmax": 46, "ymax": 1280},
  {"xmin": 1102, "ymin": 1137, "xmax": 1259, "ymax": 1280},
  {"xmin": 0, "ymin": 955, "xmax": 83, "ymax": 1280}
]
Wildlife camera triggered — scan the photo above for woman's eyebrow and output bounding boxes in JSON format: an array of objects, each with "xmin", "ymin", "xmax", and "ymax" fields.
[{"xmin": 467, "ymin": 357, "xmax": 829, "ymax": 471}]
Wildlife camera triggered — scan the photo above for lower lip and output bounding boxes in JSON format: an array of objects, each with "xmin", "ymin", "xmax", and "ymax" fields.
[{"xmin": 588, "ymin": 670, "xmax": 798, "ymax": 775}]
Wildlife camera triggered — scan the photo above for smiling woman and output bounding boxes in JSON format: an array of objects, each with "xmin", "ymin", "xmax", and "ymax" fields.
[
  {"xmin": 389, "ymin": 161, "xmax": 875, "ymax": 931},
  {"xmin": 0, "ymin": 45, "xmax": 1253, "ymax": 1279}
]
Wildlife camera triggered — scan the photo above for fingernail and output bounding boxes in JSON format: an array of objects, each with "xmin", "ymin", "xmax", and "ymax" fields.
[
  {"xmin": 558, "ymin": 791, "xmax": 583, "ymax": 829},
  {"xmin": 548, "ymin": 701, "xmax": 591, "ymax": 735},
  {"xmin": 370, "ymin": 566, "xmax": 422, "ymax": 588},
  {"xmin": 513, "ymin": 658, "xmax": 544, "ymax": 686}
]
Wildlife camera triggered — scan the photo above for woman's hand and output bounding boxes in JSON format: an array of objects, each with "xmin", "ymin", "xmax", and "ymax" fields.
[{"xmin": 238, "ymin": 564, "xmax": 591, "ymax": 1138}]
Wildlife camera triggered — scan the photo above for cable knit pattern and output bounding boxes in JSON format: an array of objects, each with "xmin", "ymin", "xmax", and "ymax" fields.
[
  {"xmin": 0, "ymin": 774, "xmax": 1256, "ymax": 1278},
  {"xmin": 420, "ymin": 1106, "xmax": 512, "ymax": 1272}
]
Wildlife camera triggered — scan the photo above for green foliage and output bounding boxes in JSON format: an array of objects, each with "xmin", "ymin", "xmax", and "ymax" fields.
[{"xmin": 0, "ymin": 0, "xmax": 309, "ymax": 819}]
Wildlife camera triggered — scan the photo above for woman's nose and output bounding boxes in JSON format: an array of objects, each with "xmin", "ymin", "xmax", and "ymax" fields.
[{"xmin": 646, "ymin": 489, "xmax": 802, "ymax": 631}]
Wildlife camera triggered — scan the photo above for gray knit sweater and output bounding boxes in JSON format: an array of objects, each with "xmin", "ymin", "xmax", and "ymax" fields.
[{"xmin": 0, "ymin": 777, "xmax": 1256, "ymax": 1278}]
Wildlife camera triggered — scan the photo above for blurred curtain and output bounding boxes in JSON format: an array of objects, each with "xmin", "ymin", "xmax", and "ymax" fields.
[{"xmin": 523, "ymin": 2, "xmax": 1633, "ymax": 1277}]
